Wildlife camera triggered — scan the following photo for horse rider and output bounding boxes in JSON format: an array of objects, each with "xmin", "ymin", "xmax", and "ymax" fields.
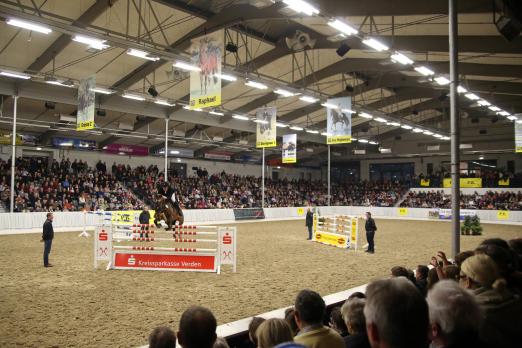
[{"xmin": 157, "ymin": 180, "xmax": 182, "ymax": 216}]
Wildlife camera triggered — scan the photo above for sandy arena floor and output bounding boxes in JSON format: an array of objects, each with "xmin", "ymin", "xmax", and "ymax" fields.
[{"xmin": 0, "ymin": 219, "xmax": 520, "ymax": 347}]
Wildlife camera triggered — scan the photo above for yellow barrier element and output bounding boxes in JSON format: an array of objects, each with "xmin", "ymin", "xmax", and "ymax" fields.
[
  {"xmin": 497, "ymin": 210, "xmax": 509, "ymax": 220},
  {"xmin": 313, "ymin": 230, "xmax": 349, "ymax": 248},
  {"xmin": 443, "ymin": 178, "xmax": 482, "ymax": 188},
  {"xmin": 420, "ymin": 179, "xmax": 430, "ymax": 187}
]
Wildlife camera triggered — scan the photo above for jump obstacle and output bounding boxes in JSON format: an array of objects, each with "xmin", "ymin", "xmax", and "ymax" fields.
[
  {"xmin": 312, "ymin": 213, "xmax": 359, "ymax": 250},
  {"xmin": 90, "ymin": 211, "xmax": 237, "ymax": 273}
]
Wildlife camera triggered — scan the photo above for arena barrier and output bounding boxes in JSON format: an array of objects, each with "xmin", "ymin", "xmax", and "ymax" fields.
[
  {"xmin": 312, "ymin": 213, "xmax": 359, "ymax": 250},
  {"xmin": 91, "ymin": 211, "xmax": 237, "ymax": 273}
]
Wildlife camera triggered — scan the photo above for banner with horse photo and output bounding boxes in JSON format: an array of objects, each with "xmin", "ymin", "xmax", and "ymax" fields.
[
  {"xmin": 326, "ymin": 97, "xmax": 352, "ymax": 144},
  {"xmin": 77, "ymin": 75, "xmax": 96, "ymax": 130},
  {"xmin": 282, "ymin": 133, "xmax": 297, "ymax": 163},
  {"xmin": 256, "ymin": 106, "xmax": 277, "ymax": 148},
  {"xmin": 189, "ymin": 32, "xmax": 222, "ymax": 109}
]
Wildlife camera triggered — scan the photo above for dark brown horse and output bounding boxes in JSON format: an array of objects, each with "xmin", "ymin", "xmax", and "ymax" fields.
[{"xmin": 154, "ymin": 196, "xmax": 184, "ymax": 231}]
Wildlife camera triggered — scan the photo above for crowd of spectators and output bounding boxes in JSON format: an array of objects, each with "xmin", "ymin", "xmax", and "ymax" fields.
[
  {"xmin": 146, "ymin": 237, "xmax": 522, "ymax": 348},
  {"xmin": 1, "ymin": 157, "xmax": 521, "ymax": 212},
  {"xmin": 0, "ymin": 158, "xmax": 144, "ymax": 212},
  {"xmin": 413, "ymin": 169, "xmax": 522, "ymax": 188},
  {"xmin": 400, "ymin": 190, "xmax": 522, "ymax": 210}
]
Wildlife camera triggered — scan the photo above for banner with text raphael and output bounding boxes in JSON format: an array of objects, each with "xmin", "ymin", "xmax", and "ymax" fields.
[
  {"xmin": 189, "ymin": 32, "xmax": 222, "ymax": 109},
  {"xmin": 256, "ymin": 106, "xmax": 277, "ymax": 148},
  {"xmin": 77, "ymin": 75, "xmax": 95, "ymax": 130},
  {"xmin": 516, "ymin": 120, "xmax": 522, "ymax": 153},
  {"xmin": 326, "ymin": 96, "xmax": 352, "ymax": 145}
]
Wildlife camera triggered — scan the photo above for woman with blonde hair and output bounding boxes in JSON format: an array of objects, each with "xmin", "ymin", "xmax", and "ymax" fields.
[
  {"xmin": 459, "ymin": 254, "xmax": 522, "ymax": 348},
  {"xmin": 256, "ymin": 318, "xmax": 294, "ymax": 348}
]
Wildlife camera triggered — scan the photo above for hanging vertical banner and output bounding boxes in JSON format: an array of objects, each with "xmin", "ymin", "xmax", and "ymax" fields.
[
  {"xmin": 515, "ymin": 120, "xmax": 522, "ymax": 153},
  {"xmin": 326, "ymin": 97, "xmax": 352, "ymax": 144},
  {"xmin": 77, "ymin": 75, "xmax": 96, "ymax": 130},
  {"xmin": 256, "ymin": 106, "xmax": 277, "ymax": 148},
  {"xmin": 282, "ymin": 133, "xmax": 297, "ymax": 163},
  {"xmin": 189, "ymin": 32, "xmax": 222, "ymax": 109}
]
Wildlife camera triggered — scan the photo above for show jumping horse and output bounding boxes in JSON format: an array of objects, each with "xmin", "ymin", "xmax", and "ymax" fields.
[{"xmin": 154, "ymin": 196, "xmax": 184, "ymax": 232}]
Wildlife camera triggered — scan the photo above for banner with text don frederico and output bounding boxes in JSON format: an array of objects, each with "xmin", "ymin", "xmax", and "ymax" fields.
[
  {"xmin": 189, "ymin": 32, "xmax": 222, "ymax": 109},
  {"xmin": 256, "ymin": 106, "xmax": 277, "ymax": 148},
  {"xmin": 77, "ymin": 75, "xmax": 95, "ymax": 131}
]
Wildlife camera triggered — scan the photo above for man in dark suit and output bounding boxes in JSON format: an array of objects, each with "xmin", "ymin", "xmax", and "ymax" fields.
[
  {"xmin": 365, "ymin": 212, "xmax": 377, "ymax": 254},
  {"xmin": 41, "ymin": 212, "xmax": 54, "ymax": 267},
  {"xmin": 305, "ymin": 206, "xmax": 314, "ymax": 240}
]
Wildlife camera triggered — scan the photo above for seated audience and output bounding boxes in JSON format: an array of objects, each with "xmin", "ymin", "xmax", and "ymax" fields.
[
  {"xmin": 364, "ymin": 277, "xmax": 429, "ymax": 348},
  {"xmin": 415, "ymin": 265, "xmax": 430, "ymax": 296},
  {"xmin": 256, "ymin": 318, "xmax": 294, "ymax": 348},
  {"xmin": 340, "ymin": 298, "xmax": 371, "ymax": 348},
  {"xmin": 329, "ymin": 306, "xmax": 348, "ymax": 337},
  {"xmin": 177, "ymin": 306, "xmax": 217, "ymax": 348},
  {"xmin": 149, "ymin": 326, "xmax": 176, "ymax": 348},
  {"xmin": 427, "ymin": 280, "xmax": 483, "ymax": 348},
  {"xmin": 213, "ymin": 337, "xmax": 230, "ymax": 348},
  {"xmin": 459, "ymin": 254, "xmax": 522, "ymax": 348},
  {"xmin": 284, "ymin": 308, "xmax": 299, "ymax": 337},
  {"xmin": 248, "ymin": 316, "xmax": 266, "ymax": 347},
  {"xmin": 293, "ymin": 289, "xmax": 344, "ymax": 348}
]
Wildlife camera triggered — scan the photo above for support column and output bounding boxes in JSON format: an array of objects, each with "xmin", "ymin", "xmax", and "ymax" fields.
[
  {"xmin": 10, "ymin": 95, "xmax": 18, "ymax": 213},
  {"xmin": 449, "ymin": 0, "xmax": 460, "ymax": 258},
  {"xmin": 327, "ymin": 145, "xmax": 331, "ymax": 206},
  {"xmin": 164, "ymin": 117, "xmax": 169, "ymax": 179},
  {"xmin": 262, "ymin": 147, "xmax": 265, "ymax": 208}
]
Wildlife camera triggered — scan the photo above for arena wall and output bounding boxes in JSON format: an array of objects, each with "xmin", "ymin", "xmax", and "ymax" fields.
[{"xmin": 1, "ymin": 206, "xmax": 521, "ymax": 235}]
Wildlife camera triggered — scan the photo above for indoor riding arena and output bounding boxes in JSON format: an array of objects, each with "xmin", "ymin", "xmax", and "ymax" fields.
[{"xmin": 1, "ymin": 1, "xmax": 521, "ymax": 348}]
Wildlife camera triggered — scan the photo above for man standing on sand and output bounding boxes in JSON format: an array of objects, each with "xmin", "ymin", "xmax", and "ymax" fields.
[
  {"xmin": 306, "ymin": 206, "xmax": 314, "ymax": 240},
  {"xmin": 41, "ymin": 212, "xmax": 54, "ymax": 267},
  {"xmin": 365, "ymin": 212, "xmax": 377, "ymax": 254}
]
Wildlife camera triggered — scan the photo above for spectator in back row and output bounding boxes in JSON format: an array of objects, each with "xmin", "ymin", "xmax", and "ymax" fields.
[
  {"xmin": 341, "ymin": 298, "xmax": 371, "ymax": 348},
  {"xmin": 248, "ymin": 316, "xmax": 266, "ymax": 347},
  {"xmin": 293, "ymin": 289, "xmax": 344, "ymax": 348},
  {"xmin": 177, "ymin": 306, "xmax": 217, "ymax": 348},
  {"xmin": 149, "ymin": 326, "xmax": 176, "ymax": 348},
  {"xmin": 257, "ymin": 318, "xmax": 294, "ymax": 348},
  {"xmin": 364, "ymin": 277, "xmax": 429, "ymax": 348}
]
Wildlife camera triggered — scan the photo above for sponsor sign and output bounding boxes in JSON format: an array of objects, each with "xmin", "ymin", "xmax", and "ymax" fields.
[
  {"xmin": 428, "ymin": 210, "xmax": 440, "ymax": 219},
  {"xmin": 282, "ymin": 133, "xmax": 297, "ymax": 163},
  {"xmin": 443, "ymin": 178, "xmax": 482, "ymax": 188},
  {"xmin": 498, "ymin": 179, "xmax": 510, "ymax": 186},
  {"xmin": 189, "ymin": 32, "xmax": 222, "ymax": 109},
  {"xmin": 516, "ymin": 120, "xmax": 522, "ymax": 153},
  {"xmin": 256, "ymin": 107, "xmax": 277, "ymax": 148},
  {"xmin": 104, "ymin": 143, "xmax": 149, "ymax": 156},
  {"xmin": 297, "ymin": 207, "xmax": 305, "ymax": 216},
  {"xmin": 497, "ymin": 210, "xmax": 509, "ymax": 220},
  {"xmin": 94, "ymin": 226, "xmax": 112, "ymax": 264},
  {"xmin": 77, "ymin": 75, "xmax": 96, "ymax": 130},
  {"xmin": 110, "ymin": 210, "xmax": 156, "ymax": 225},
  {"xmin": 438, "ymin": 209, "xmax": 477, "ymax": 220},
  {"xmin": 350, "ymin": 218, "xmax": 358, "ymax": 246},
  {"xmin": 420, "ymin": 179, "xmax": 430, "ymax": 187},
  {"xmin": 233, "ymin": 208, "xmax": 265, "ymax": 220},
  {"xmin": 314, "ymin": 231, "xmax": 349, "ymax": 248},
  {"xmin": 218, "ymin": 227, "xmax": 237, "ymax": 272},
  {"xmin": 113, "ymin": 252, "xmax": 217, "ymax": 272},
  {"xmin": 326, "ymin": 97, "xmax": 352, "ymax": 144},
  {"xmin": 398, "ymin": 208, "xmax": 408, "ymax": 216},
  {"xmin": 52, "ymin": 137, "xmax": 96, "ymax": 149}
]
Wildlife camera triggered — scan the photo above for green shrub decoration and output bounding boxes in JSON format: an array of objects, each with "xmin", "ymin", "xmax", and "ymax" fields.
[{"xmin": 461, "ymin": 214, "xmax": 483, "ymax": 235}]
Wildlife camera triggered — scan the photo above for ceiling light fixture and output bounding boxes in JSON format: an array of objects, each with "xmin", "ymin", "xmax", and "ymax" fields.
[
  {"xmin": 306, "ymin": 129, "xmax": 319, "ymax": 134},
  {"xmin": 362, "ymin": 37, "xmax": 389, "ymax": 51},
  {"xmin": 375, "ymin": 117, "xmax": 387, "ymax": 123},
  {"xmin": 488, "ymin": 106, "xmax": 501, "ymax": 112},
  {"xmin": 299, "ymin": 95, "xmax": 319, "ymax": 103},
  {"xmin": 254, "ymin": 119, "xmax": 268, "ymax": 124},
  {"xmin": 401, "ymin": 125, "xmax": 413, "ymax": 130},
  {"xmin": 289, "ymin": 126, "xmax": 304, "ymax": 131},
  {"xmin": 415, "ymin": 66, "xmax": 435, "ymax": 76},
  {"xmin": 465, "ymin": 93, "xmax": 480, "ymax": 100},
  {"xmin": 423, "ymin": 130, "xmax": 434, "ymax": 135},
  {"xmin": 321, "ymin": 102, "xmax": 339, "ymax": 109},
  {"xmin": 434, "ymin": 76, "xmax": 450, "ymax": 85},
  {"xmin": 173, "ymin": 61, "xmax": 201, "ymax": 71},
  {"xmin": 122, "ymin": 93, "xmax": 146, "ymax": 101},
  {"xmin": 73, "ymin": 35, "xmax": 109, "ymax": 50},
  {"xmin": 413, "ymin": 128, "xmax": 424, "ymax": 133},
  {"xmin": 90, "ymin": 87, "xmax": 114, "ymax": 94},
  {"xmin": 127, "ymin": 48, "xmax": 160, "ymax": 61},
  {"xmin": 7, "ymin": 18, "xmax": 51, "ymax": 34},
  {"xmin": 232, "ymin": 114, "xmax": 249, "ymax": 121},
  {"xmin": 209, "ymin": 110, "xmax": 224, "ymax": 116},
  {"xmin": 245, "ymin": 80, "xmax": 268, "ymax": 90},
  {"xmin": 0, "ymin": 70, "xmax": 31, "ymax": 79},
  {"xmin": 457, "ymin": 86, "xmax": 468, "ymax": 93},
  {"xmin": 358, "ymin": 139, "xmax": 369, "ymax": 143},
  {"xmin": 328, "ymin": 19, "xmax": 358, "ymax": 36},
  {"xmin": 477, "ymin": 100, "xmax": 491, "ymax": 106},
  {"xmin": 341, "ymin": 109, "xmax": 356, "ymax": 114},
  {"xmin": 390, "ymin": 52, "xmax": 414, "ymax": 65},
  {"xmin": 154, "ymin": 99, "xmax": 175, "ymax": 106},
  {"xmin": 218, "ymin": 73, "xmax": 237, "ymax": 81},
  {"xmin": 359, "ymin": 112, "xmax": 373, "ymax": 119},
  {"xmin": 282, "ymin": 0, "xmax": 320, "ymax": 16},
  {"xmin": 276, "ymin": 123, "xmax": 289, "ymax": 128},
  {"xmin": 274, "ymin": 88, "xmax": 297, "ymax": 97}
]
